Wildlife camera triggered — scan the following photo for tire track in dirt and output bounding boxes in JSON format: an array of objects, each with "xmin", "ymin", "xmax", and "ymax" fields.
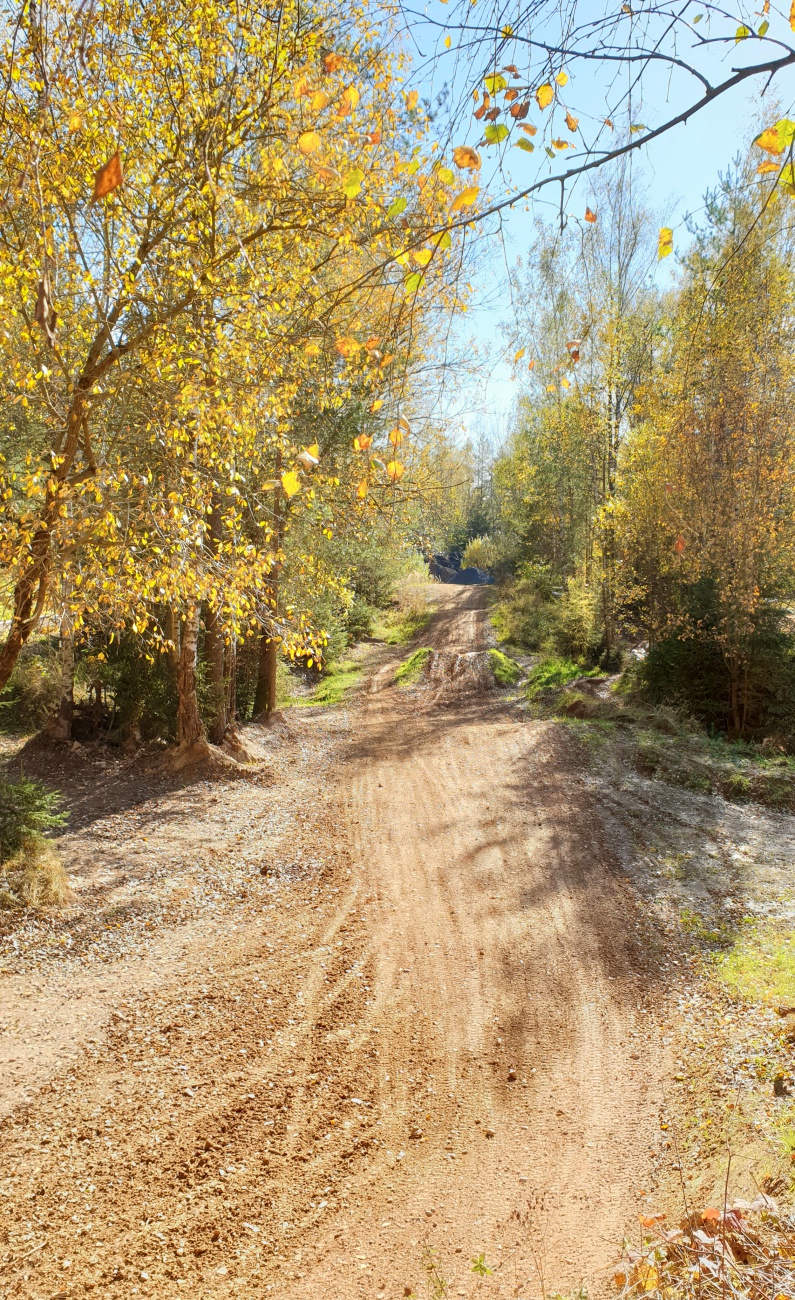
[{"xmin": 0, "ymin": 587, "xmax": 672, "ymax": 1300}]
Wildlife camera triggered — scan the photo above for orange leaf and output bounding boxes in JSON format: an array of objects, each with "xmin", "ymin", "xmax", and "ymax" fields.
[
  {"xmin": 335, "ymin": 336, "xmax": 361, "ymax": 358},
  {"xmin": 453, "ymin": 144, "xmax": 481, "ymax": 170},
  {"xmin": 339, "ymin": 84, "xmax": 360, "ymax": 115},
  {"xmin": 405, "ymin": 89, "xmax": 419, "ymax": 110},
  {"xmin": 357, "ymin": 479, "xmax": 368, "ymax": 499},
  {"xmin": 386, "ymin": 460, "xmax": 405, "ymax": 480},
  {"xmin": 92, "ymin": 151, "xmax": 123, "ymax": 200},
  {"xmin": 299, "ymin": 131, "xmax": 321, "ymax": 154},
  {"xmin": 674, "ymin": 535, "xmax": 686, "ymax": 554},
  {"xmin": 388, "ymin": 427, "xmax": 405, "ymax": 445},
  {"xmin": 584, "ymin": 206, "xmax": 597, "ymax": 223},
  {"xmin": 324, "ymin": 52, "xmax": 344, "ymax": 72},
  {"xmin": 354, "ymin": 433, "xmax": 373, "ymax": 450},
  {"xmin": 565, "ymin": 111, "xmax": 579, "ymax": 132},
  {"xmin": 757, "ymin": 160, "xmax": 780, "ymax": 174},
  {"xmin": 527, "ymin": 359, "xmax": 535, "ymax": 370},
  {"xmin": 366, "ymin": 125, "xmax": 382, "ymax": 146},
  {"xmin": 520, "ymin": 123, "xmax": 537, "ymax": 136}
]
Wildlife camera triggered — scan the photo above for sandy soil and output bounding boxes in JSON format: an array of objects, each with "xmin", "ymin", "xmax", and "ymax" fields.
[{"xmin": 0, "ymin": 588, "xmax": 674, "ymax": 1299}]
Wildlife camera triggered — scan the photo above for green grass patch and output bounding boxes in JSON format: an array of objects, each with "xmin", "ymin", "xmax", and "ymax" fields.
[
  {"xmin": 526, "ymin": 656, "xmax": 598, "ymax": 699},
  {"xmin": 310, "ymin": 660, "xmax": 361, "ymax": 706},
  {"xmin": 373, "ymin": 605, "xmax": 432, "ymax": 645},
  {"xmin": 488, "ymin": 648, "xmax": 522, "ymax": 687},
  {"xmin": 395, "ymin": 647, "xmax": 431, "ymax": 687},
  {"xmin": 718, "ymin": 921, "xmax": 795, "ymax": 1005},
  {"xmin": 278, "ymin": 659, "xmax": 361, "ymax": 708}
]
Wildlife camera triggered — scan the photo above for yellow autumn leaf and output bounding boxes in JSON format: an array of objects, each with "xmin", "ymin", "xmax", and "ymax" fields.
[
  {"xmin": 405, "ymin": 89, "xmax": 419, "ymax": 110},
  {"xmin": 453, "ymin": 144, "xmax": 481, "ymax": 170},
  {"xmin": 388, "ymin": 427, "xmax": 405, "ymax": 445},
  {"xmin": 386, "ymin": 460, "xmax": 405, "ymax": 480},
  {"xmin": 68, "ymin": 110, "xmax": 83, "ymax": 132},
  {"xmin": 412, "ymin": 248, "xmax": 433, "ymax": 267},
  {"xmin": 536, "ymin": 83, "xmax": 554, "ymax": 110},
  {"xmin": 281, "ymin": 471, "xmax": 301, "ymax": 498},
  {"xmin": 444, "ymin": 34, "xmax": 451, "ymax": 47},
  {"xmin": 555, "ymin": 70, "xmax": 568, "ymax": 85},
  {"xmin": 298, "ymin": 130, "xmax": 321, "ymax": 154},
  {"xmin": 546, "ymin": 383, "xmax": 556, "ymax": 392},
  {"xmin": 514, "ymin": 347, "xmax": 525, "ymax": 361},
  {"xmin": 450, "ymin": 185, "xmax": 479, "ymax": 211},
  {"xmin": 565, "ymin": 111, "xmax": 578, "ymax": 132},
  {"xmin": 561, "ymin": 376, "xmax": 570, "ymax": 389},
  {"xmin": 658, "ymin": 227, "xmax": 673, "ymax": 259},
  {"xmin": 311, "ymin": 90, "xmax": 329, "ymax": 112},
  {"xmin": 304, "ymin": 342, "xmax": 320, "ymax": 356},
  {"xmin": 370, "ymin": 399, "xmax": 384, "ymax": 411},
  {"xmin": 335, "ymin": 336, "xmax": 361, "ymax": 357},
  {"xmin": 357, "ymin": 479, "xmax": 368, "ymax": 499},
  {"xmin": 758, "ymin": 160, "xmax": 780, "ymax": 174},
  {"xmin": 339, "ymin": 84, "xmax": 360, "ymax": 114},
  {"xmin": 306, "ymin": 443, "xmax": 319, "ymax": 458},
  {"xmin": 397, "ymin": 416, "xmax": 411, "ymax": 433},
  {"xmin": 791, "ymin": 0, "xmax": 795, "ymax": 31}
]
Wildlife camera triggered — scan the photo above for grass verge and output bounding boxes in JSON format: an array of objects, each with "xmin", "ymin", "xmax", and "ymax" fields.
[
  {"xmin": 395, "ymin": 647, "xmax": 431, "ymax": 687},
  {"xmin": 488, "ymin": 648, "xmax": 522, "ymax": 687},
  {"xmin": 278, "ymin": 659, "xmax": 361, "ymax": 708}
]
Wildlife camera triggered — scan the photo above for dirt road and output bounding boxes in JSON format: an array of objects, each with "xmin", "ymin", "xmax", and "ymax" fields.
[{"xmin": 0, "ymin": 588, "xmax": 671, "ymax": 1299}]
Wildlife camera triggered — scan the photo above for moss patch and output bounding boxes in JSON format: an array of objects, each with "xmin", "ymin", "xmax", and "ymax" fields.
[
  {"xmin": 488, "ymin": 649, "xmax": 522, "ymax": 687},
  {"xmin": 395, "ymin": 647, "xmax": 431, "ymax": 686}
]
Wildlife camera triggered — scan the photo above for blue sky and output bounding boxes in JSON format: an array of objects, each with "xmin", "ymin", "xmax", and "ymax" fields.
[{"xmin": 402, "ymin": 1, "xmax": 795, "ymax": 443}]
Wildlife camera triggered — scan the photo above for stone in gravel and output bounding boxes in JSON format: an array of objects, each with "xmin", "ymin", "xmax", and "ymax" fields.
[
  {"xmin": 484, "ymin": 1127, "xmax": 496, "ymax": 1138},
  {"xmin": 507, "ymin": 1068, "xmax": 517, "ymax": 1081},
  {"xmin": 409, "ymin": 1126, "xmax": 422, "ymax": 1139}
]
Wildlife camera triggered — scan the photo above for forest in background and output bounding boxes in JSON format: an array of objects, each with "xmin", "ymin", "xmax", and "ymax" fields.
[{"xmin": 2, "ymin": 0, "xmax": 795, "ymax": 889}]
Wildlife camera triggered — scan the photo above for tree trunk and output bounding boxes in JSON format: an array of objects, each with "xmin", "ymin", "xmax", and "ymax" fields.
[
  {"xmin": 47, "ymin": 614, "xmax": 75, "ymax": 742},
  {"xmin": 253, "ymin": 631, "xmax": 278, "ymax": 718},
  {"xmin": 165, "ymin": 604, "xmax": 181, "ymax": 672},
  {"xmin": 204, "ymin": 606, "xmax": 226, "ymax": 743},
  {"xmin": 224, "ymin": 636, "xmax": 237, "ymax": 727},
  {"xmin": 177, "ymin": 606, "xmax": 204, "ymax": 747}
]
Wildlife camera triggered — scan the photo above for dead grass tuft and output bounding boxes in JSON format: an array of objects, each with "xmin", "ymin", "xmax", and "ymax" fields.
[
  {"xmin": 616, "ymin": 1197, "xmax": 795, "ymax": 1300},
  {"xmin": 0, "ymin": 836, "xmax": 70, "ymax": 909}
]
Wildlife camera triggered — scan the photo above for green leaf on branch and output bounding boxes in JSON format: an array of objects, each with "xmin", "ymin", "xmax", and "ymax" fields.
[
  {"xmin": 484, "ymin": 73, "xmax": 507, "ymax": 93},
  {"xmin": 387, "ymin": 195, "xmax": 407, "ymax": 218},
  {"xmin": 343, "ymin": 168, "xmax": 364, "ymax": 198},
  {"xmin": 405, "ymin": 271, "xmax": 423, "ymax": 294},
  {"xmin": 484, "ymin": 123, "xmax": 509, "ymax": 144},
  {"xmin": 514, "ymin": 138, "xmax": 535, "ymax": 152}
]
